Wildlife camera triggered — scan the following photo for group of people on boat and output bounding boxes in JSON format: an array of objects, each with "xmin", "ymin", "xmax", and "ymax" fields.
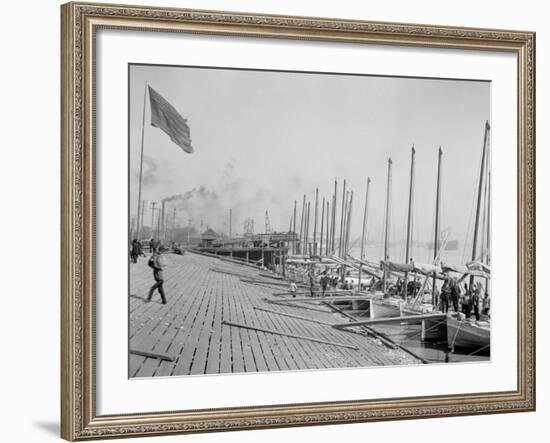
[{"xmin": 438, "ymin": 277, "xmax": 490, "ymax": 320}]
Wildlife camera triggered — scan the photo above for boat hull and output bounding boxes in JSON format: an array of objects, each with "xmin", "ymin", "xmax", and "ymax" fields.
[
  {"xmin": 370, "ymin": 298, "xmax": 401, "ymax": 319},
  {"xmin": 447, "ymin": 317, "xmax": 490, "ymax": 353},
  {"xmin": 401, "ymin": 305, "xmax": 447, "ymax": 341}
]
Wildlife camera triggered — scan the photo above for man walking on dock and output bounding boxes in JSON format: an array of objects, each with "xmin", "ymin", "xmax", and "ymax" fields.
[{"xmin": 147, "ymin": 251, "xmax": 167, "ymax": 304}]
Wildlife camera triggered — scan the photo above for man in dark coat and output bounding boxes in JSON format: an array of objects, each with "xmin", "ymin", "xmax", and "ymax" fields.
[
  {"xmin": 440, "ymin": 279, "xmax": 451, "ymax": 313},
  {"xmin": 450, "ymin": 279, "xmax": 461, "ymax": 313},
  {"xmin": 147, "ymin": 251, "xmax": 166, "ymax": 304},
  {"xmin": 130, "ymin": 239, "xmax": 142, "ymax": 263}
]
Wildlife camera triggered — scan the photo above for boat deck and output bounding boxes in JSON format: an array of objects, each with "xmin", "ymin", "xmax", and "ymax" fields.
[{"xmin": 129, "ymin": 252, "xmax": 420, "ymax": 377}]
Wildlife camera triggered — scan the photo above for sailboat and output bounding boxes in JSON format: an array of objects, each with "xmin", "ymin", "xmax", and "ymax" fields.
[{"xmin": 446, "ymin": 121, "xmax": 491, "ymax": 355}]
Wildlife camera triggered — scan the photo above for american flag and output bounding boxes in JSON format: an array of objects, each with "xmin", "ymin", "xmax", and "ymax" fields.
[{"xmin": 148, "ymin": 86, "xmax": 193, "ymax": 153}]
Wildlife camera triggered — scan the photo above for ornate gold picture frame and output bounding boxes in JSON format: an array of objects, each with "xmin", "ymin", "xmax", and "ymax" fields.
[{"xmin": 61, "ymin": 2, "xmax": 535, "ymax": 440}]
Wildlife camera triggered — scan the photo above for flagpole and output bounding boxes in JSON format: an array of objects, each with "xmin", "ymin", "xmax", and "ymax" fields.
[{"xmin": 136, "ymin": 81, "xmax": 148, "ymax": 240}]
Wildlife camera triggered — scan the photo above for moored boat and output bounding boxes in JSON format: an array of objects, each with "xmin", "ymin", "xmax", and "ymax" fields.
[{"xmin": 446, "ymin": 315, "xmax": 490, "ymax": 354}]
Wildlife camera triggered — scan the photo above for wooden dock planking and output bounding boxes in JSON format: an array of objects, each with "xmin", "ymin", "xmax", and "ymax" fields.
[
  {"xmin": 231, "ymin": 275, "xmax": 270, "ymax": 372},
  {"xmin": 251, "ymin": 298, "xmax": 303, "ymax": 371},
  {"xmin": 226, "ymin": 275, "xmax": 246, "ymax": 373},
  {"xmin": 204, "ymin": 271, "xmax": 224, "ymax": 374},
  {"xmin": 128, "ymin": 253, "xmax": 420, "ymax": 377},
  {"xmin": 244, "ymin": 285, "xmax": 292, "ymax": 372},
  {"xmin": 141, "ymin": 286, "xmax": 202, "ymax": 377},
  {"xmin": 189, "ymin": 289, "xmax": 218, "ymax": 375},
  {"xmin": 133, "ymin": 259, "xmax": 204, "ymax": 377},
  {"xmin": 171, "ymin": 277, "xmax": 213, "ymax": 376},
  {"xmin": 155, "ymin": 264, "xmax": 207, "ymax": 377}
]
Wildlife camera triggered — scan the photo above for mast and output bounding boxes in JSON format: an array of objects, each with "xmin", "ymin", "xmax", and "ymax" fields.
[
  {"xmin": 403, "ymin": 146, "xmax": 416, "ymax": 298},
  {"xmin": 299, "ymin": 194, "xmax": 306, "ymax": 255},
  {"xmin": 331, "ymin": 180, "xmax": 337, "ymax": 253},
  {"xmin": 326, "ymin": 200, "xmax": 330, "ymax": 256},
  {"xmin": 292, "ymin": 200, "xmax": 297, "ymax": 254},
  {"xmin": 319, "ymin": 196, "xmax": 325, "ymax": 256},
  {"xmin": 136, "ymin": 81, "xmax": 148, "ymax": 240},
  {"xmin": 432, "ymin": 147, "xmax": 443, "ymax": 305},
  {"xmin": 344, "ymin": 191, "xmax": 354, "ymax": 255},
  {"xmin": 305, "ymin": 201, "xmax": 311, "ymax": 255},
  {"xmin": 485, "ymin": 131, "xmax": 492, "ymax": 293},
  {"xmin": 470, "ymin": 121, "xmax": 491, "ymax": 288},
  {"xmin": 383, "ymin": 158, "xmax": 393, "ymax": 293},
  {"xmin": 358, "ymin": 177, "xmax": 371, "ymax": 290},
  {"xmin": 313, "ymin": 188, "xmax": 319, "ymax": 255},
  {"xmin": 338, "ymin": 180, "xmax": 347, "ymax": 257}
]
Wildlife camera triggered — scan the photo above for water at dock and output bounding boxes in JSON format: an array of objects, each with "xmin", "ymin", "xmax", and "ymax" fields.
[{"xmin": 350, "ymin": 310, "xmax": 490, "ymax": 364}]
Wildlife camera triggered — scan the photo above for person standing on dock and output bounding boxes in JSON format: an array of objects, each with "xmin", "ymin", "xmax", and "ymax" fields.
[
  {"xmin": 289, "ymin": 280, "xmax": 297, "ymax": 298},
  {"xmin": 320, "ymin": 270, "xmax": 329, "ymax": 297},
  {"xmin": 440, "ymin": 279, "xmax": 450, "ymax": 313},
  {"xmin": 461, "ymin": 283, "xmax": 471, "ymax": 318},
  {"xmin": 147, "ymin": 251, "xmax": 167, "ymax": 304},
  {"xmin": 483, "ymin": 292, "xmax": 491, "ymax": 317},
  {"xmin": 308, "ymin": 266, "xmax": 316, "ymax": 297},
  {"xmin": 130, "ymin": 239, "xmax": 142, "ymax": 264},
  {"xmin": 472, "ymin": 283, "xmax": 482, "ymax": 321}
]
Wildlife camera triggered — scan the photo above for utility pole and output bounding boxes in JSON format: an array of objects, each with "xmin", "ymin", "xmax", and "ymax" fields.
[
  {"xmin": 150, "ymin": 202, "xmax": 157, "ymax": 239},
  {"xmin": 229, "ymin": 208, "xmax": 232, "ymax": 239}
]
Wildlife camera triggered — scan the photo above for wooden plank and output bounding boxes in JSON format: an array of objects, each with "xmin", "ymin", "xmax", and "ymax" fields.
[
  {"xmin": 130, "ymin": 348, "xmax": 175, "ymax": 361},
  {"xmin": 267, "ymin": 296, "xmax": 372, "ymax": 303},
  {"xmin": 333, "ymin": 313, "xmax": 447, "ymax": 328},
  {"xmin": 223, "ymin": 320, "xmax": 359, "ymax": 350},
  {"xmin": 253, "ymin": 307, "xmax": 334, "ymax": 326}
]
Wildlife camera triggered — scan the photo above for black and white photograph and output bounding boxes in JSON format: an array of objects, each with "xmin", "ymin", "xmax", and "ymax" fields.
[{"xmin": 128, "ymin": 63, "xmax": 492, "ymax": 378}]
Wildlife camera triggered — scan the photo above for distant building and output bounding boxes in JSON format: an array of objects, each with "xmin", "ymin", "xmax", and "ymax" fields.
[{"xmin": 200, "ymin": 228, "xmax": 219, "ymax": 247}]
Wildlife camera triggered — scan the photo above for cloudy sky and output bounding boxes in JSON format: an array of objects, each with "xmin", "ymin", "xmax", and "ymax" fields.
[{"xmin": 129, "ymin": 64, "xmax": 490, "ymax": 264}]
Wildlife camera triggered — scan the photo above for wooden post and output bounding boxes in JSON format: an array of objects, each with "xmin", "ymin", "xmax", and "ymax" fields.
[
  {"xmin": 359, "ymin": 177, "xmax": 371, "ymax": 290},
  {"xmin": 403, "ymin": 146, "xmax": 416, "ymax": 298},
  {"xmin": 383, "ymin": 158, "xmax": 393, "ymax": 294}
]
